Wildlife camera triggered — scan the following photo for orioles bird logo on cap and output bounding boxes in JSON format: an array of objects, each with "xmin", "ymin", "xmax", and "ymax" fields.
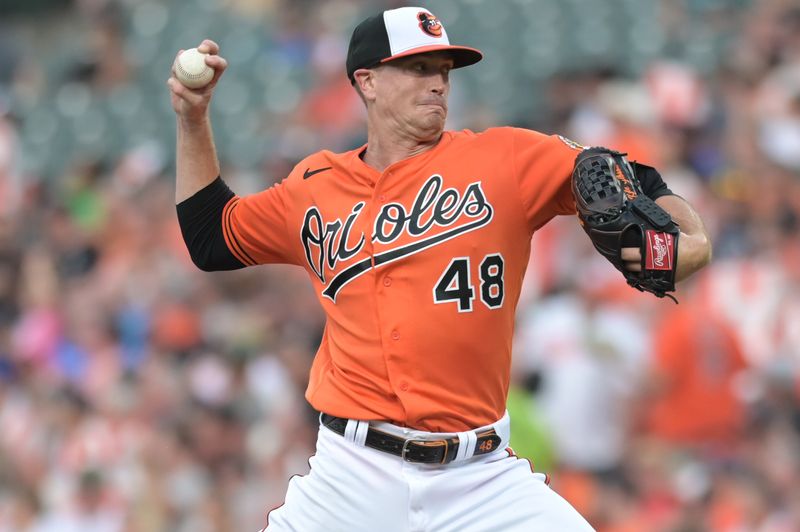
[{"xmin": 418, "ymin": 12, "xmax": 443, "ymax": 37}]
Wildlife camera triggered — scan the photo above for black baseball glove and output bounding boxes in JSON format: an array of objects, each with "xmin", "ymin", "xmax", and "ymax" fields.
[{"xmin": 571, "ymin": 147, "xmax": 680, "ymax": 301}]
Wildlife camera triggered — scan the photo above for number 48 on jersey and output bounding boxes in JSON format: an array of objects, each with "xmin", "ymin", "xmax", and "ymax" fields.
[{"xmin": 433, "ymin": 254, "xmax": 504, "ymax": 312}]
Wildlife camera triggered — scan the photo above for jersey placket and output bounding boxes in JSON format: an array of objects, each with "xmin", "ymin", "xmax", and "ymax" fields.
[{"xmin": 370, "ymin": 165, "xmax": 414, "ymax": 408}]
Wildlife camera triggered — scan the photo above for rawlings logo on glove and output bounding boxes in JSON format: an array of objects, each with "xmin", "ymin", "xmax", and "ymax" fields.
[
  {"xmin": 645, "ymin": 230, "xmax": 674, "ymax": 270},
  {"xmin": 571, "ymin": 147, "xmax": 680, "ymax": 301}
]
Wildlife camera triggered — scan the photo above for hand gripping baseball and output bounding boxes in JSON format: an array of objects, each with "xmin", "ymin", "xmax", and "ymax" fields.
[
  {"xmin": 167, "ymin": 39, "xmax": 228, "ymax": 123},
  {"xmin": 571, "ymin": 147, "xmax": 680, "ymax": 301}
]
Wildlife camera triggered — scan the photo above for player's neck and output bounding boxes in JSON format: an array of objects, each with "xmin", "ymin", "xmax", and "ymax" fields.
[{"xmin": 362, "ymin": 126, "xmax": 442, "ymax": 172}]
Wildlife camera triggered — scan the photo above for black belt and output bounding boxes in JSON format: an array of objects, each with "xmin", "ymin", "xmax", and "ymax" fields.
[{"xmin": 320, "ymin": 414, "xmax": 503, "ymax": 465}]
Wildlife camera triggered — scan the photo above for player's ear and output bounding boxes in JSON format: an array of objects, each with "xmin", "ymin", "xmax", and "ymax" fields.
[{"xmin": 353, "ymin": 68, "xmax": 377, "ymax": 102}]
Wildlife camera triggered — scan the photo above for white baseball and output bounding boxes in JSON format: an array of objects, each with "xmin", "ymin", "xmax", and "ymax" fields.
[{"xmin": 173, "ymin": 48, "xmax": 215, "ymax": 89}]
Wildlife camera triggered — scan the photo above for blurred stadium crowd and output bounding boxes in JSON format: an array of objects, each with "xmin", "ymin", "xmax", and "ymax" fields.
[{"xmin": 1, "ymin": 0, "xmax": 800, "ymax": 530}]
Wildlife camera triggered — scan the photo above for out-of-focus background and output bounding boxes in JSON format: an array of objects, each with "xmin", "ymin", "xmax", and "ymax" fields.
[{"xmin": 1, "ymin": 0, "xmax": 799, "ymax": 530}]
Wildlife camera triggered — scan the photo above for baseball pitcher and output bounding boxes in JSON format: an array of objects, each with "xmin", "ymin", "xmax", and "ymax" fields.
[{"xmin": 168, "ymin": 6, "xmax": 712, "ymax": 531}]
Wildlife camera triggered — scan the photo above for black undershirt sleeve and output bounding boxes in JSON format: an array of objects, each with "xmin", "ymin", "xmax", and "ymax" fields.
[
  {"xmin": 632, "ymin": 162, "xmax": 674, "ymax": 200},
  {"xmin": 176, "ymin": 177, "xmax": 246, "ymax": 271}
]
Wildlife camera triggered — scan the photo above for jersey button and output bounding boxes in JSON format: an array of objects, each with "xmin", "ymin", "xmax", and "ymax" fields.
[
  {"xmin": 379, "ymin": 194, "xmax": 386, "ymax": 202},
  {"xmin": 391, "ymin": 330, "xmax": 400, "ymax": 340},
  {"xmin": 399, "ymin": 381, "xmax": 409, "ymax": 391},
  {"xmin": 383, "ymin": 277, "xmax": 392, "ymax": 287}
]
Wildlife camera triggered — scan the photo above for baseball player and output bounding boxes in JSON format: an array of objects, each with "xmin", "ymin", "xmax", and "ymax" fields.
[{"xmin": 168, "ymin": 7, "xmax": 712, "ymax": 531}]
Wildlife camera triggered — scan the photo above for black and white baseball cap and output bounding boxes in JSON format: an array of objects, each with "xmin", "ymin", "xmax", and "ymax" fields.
[{"xmin": 346, "ymin": 7, "xmax": 483, "ymax": 82}]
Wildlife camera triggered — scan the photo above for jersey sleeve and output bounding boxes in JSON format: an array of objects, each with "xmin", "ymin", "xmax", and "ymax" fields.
[
  {"xmin": 632, "ymin": 162, "xmax": 674, "ymax": 200},
  {"xmin": 177, "ymin": 177, "xmax": 246, "ymax": 271},
  {"xmin": 511, "ymin": 128, "xmax": 583, "ymax": 232},
  {"xmin": 222, "ymin": 178, "xmax": 301, "ymax": 266}
]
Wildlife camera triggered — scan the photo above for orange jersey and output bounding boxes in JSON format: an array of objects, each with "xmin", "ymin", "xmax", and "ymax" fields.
[{"xmin": 223, "ymin": 127, "xmax": 581, "ymax": 432}]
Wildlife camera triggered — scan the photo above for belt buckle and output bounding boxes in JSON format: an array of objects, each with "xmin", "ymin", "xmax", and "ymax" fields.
[
  {"xmin": 401, "ymin": 438, "xmax": 423, "ymax": 462},
  {"xmin": 401, "ymin": 438, "xmax": 449, "ymax": 463}
]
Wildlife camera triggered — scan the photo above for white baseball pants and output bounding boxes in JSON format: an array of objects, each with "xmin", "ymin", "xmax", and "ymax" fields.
[{"xmin": 262, "ymin": 413, "xmax": 594, "ymax": 531}]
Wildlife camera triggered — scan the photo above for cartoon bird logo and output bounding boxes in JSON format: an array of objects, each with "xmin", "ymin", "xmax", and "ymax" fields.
[{"xmin": 418, "ymin": 12, "xmax": 443, "ymax": 37}]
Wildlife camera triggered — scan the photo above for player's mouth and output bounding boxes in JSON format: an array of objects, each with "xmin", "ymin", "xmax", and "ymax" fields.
[{"xmin": 419, "ymin": 100, "xmax": 447, "ymax": 113}]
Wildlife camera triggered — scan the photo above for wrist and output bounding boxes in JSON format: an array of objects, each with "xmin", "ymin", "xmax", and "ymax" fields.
[{"xmin": 177, "ymin": 112, "xmax": 210, "ymax": 129}]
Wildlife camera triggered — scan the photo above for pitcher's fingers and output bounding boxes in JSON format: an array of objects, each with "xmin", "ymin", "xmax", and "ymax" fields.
[
  {"xmin": 203, "ymin": 56, "xmax": 226, "ymax": 85},
  {"xmin": 204, "ymin": 54, "xmax": 227, "ymax": 73},
  {"xmin": 621, "ymin": 247, "xmax": 641, "ymax": 262},
  {"xmin": 167, "ymin": 77, "xmax": 188, "ymax": 99},
  {"xmin": 624, "ymin": 261, "xmax": 642, "ymax": 272},
  {"xmin": 167, "ymin": 77, "xmax": 205, "ymax": 103},
  {"xmin": 197, "ymin": 39, "xmax": 220, "ymax": 55}
]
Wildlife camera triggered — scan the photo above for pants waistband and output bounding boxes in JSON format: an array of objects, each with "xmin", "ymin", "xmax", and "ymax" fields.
[{"xmin": 319, "ymin": 411, "xmax": 510, "ymax": 465}]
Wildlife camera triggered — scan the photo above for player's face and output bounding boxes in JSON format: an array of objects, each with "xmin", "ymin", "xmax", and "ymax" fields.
[{"xmin": 372, "ymin": 52, "xmax": 454, "ymax": 139}]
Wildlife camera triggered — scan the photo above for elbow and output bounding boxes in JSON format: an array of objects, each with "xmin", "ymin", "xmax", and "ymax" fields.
[
  {"xmin": 185, "ymin": 242, "xmax": 220, "ymax": 272},
  {"xmin": 696, "ymin": 231, "xmax": 713, "ymax": 270},
  {"xmin": 189, "ymin": 253, "xmax": 221, "ymax": 272},
  {"xmin": 675, "ymin": 231, "xmax": 713, "ymax": 282},
  {"xmin": 703, "ymin": 233, "xmax": 713, "ymax": 267},
  {"xmin": 176, "ymin": 177, "xmax": 244, "ymax": 272},
  {"xmin": 185, "ymin": 242, "xmax": 245, "ymax": 272}
]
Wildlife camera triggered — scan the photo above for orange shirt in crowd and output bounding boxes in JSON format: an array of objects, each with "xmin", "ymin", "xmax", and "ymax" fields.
[{"xmin": 646, "ymin": 301, "xmax": 747, "ymax": 444}]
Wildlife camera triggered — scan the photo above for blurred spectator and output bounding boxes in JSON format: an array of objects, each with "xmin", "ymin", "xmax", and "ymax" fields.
[
  {"xmin": 36, "ymin": 469, "xmax": 125, "ymax": 532},
  {"xmin": 641, "ymin": 285, "xmax": 749, "ymax": 446},
  {"xmin": 0, "ymin": 101, "xmax": 21, "ymax": 218}
]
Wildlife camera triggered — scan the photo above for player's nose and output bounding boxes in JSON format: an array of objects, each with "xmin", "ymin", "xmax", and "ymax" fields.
[{"xmin": 429, "ymin": 75, "xmax": 448, "ymax": 95}]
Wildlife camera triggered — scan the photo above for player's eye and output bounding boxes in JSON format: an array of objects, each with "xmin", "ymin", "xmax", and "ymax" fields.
[{"xmin": 405, "ymin": 60, "xmax": 452, "ymax": 79}]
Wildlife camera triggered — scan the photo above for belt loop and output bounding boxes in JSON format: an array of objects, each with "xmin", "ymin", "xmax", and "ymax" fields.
[
  {"xmin": 493, "ymin": 410, "xmax": 511, "ymax": 444},
  {"xmin": 344, "ymin": 419, "xmax": 359, "ymax": 443},
  {"xmin": 354, "ymin": 420, "xmax": 369, "ymax": 447},
  {"xmin": 455, "ymin": 430, "xmax": 477, "ymax": 462}
]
